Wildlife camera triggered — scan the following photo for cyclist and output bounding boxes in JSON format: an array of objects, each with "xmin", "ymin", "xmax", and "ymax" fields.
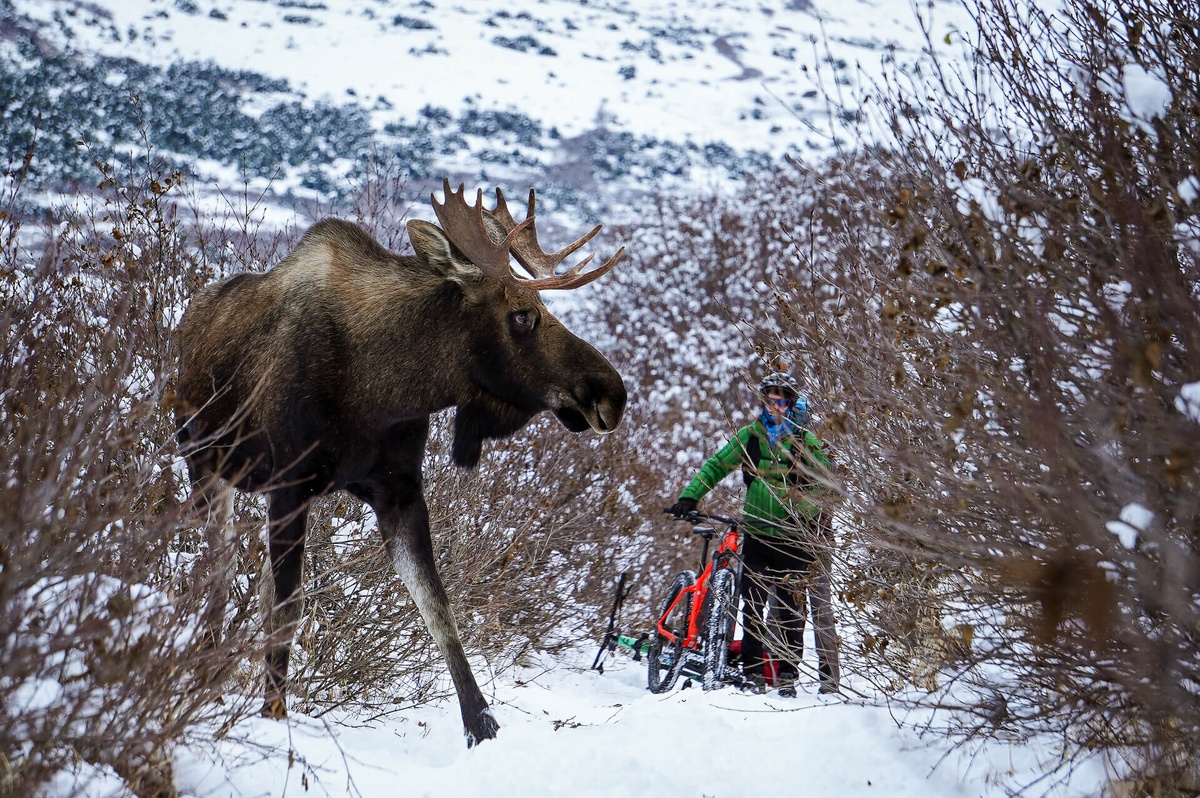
[{"xmin": 667, "ymin": 369, "xmax": 840, "ymax": 696}]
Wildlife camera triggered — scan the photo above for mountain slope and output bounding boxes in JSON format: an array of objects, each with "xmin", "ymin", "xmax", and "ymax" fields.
[{"xmin": 2, "ymin": 0, "xmax": 975, "ymax": 214}]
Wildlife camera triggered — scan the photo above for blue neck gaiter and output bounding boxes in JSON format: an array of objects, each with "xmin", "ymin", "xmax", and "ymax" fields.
[{"xmin": 760, "ymin": 407, "xmax": 796, "ymax": 447}]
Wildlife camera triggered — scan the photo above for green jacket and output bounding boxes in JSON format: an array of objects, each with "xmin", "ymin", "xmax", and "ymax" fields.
[{"xmin": 680, "ymin": 420, "xmax": 830, "ymax": 536}]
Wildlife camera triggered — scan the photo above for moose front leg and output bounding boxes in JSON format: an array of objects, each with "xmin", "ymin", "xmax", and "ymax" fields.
[{"xmin": 377, "ymin": 495, "xmax": 499, "ymax": 747}]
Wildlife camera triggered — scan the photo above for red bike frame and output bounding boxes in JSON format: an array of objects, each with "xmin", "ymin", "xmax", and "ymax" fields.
[{"xmin": 656, "ymin": 524, "xmax": 741, "ymax": 650}]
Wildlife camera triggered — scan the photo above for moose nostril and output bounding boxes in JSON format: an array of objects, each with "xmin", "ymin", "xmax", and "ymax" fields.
[{"xmin": 597, "ymin": 399, "xmax": 624, "ymax": 432}]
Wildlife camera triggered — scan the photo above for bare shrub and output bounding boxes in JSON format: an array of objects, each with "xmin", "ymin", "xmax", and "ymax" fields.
[
  {"xmin": 286, "ymin": 414, "xmax": 644, "ymax": 715},
  {"xmin": 1, "ymin": 146, "xmax": 650, "ymax": 788},
  {"xmin": 0, "ymin": 155, "xmax": 260, "ymax": 795},
  {"xmin": 760, "ymin": 0, "xmax": 1199, "ymax": 788}
]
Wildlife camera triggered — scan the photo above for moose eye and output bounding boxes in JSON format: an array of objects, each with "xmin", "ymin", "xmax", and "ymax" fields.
[{"xmin": 510, "ymin": 310, "xmax": 537, "ymax": 332}]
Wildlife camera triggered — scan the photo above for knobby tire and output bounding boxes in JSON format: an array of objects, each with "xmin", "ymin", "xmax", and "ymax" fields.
[
  {"xmin": 703, "ymin": 568, "xmax": 737, "ymax": 691},
  {"xmin": 647, "ymin": 570, "xmax": 695, "ymax": 694}
]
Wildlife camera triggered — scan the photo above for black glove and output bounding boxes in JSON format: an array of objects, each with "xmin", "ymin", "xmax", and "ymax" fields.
[{"xmin": 667, "ymin": 498, "xmax": 697, "ymax": 518}]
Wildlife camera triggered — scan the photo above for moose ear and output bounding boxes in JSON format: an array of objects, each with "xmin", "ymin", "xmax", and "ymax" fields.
[
  {"xmin": 407, "ymin": 219, "xmax": 481, "ymax": 284},
  {"xmin": 407, "ymin": 219, "xmax": 455, "ymax": 270}
]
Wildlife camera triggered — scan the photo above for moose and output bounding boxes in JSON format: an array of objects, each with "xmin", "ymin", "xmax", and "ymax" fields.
[{"xmin": 173, "ymin": 180, "xmax": 627, "ymax": 746}]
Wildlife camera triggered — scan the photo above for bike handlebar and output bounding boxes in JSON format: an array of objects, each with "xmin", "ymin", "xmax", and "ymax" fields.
[{"xmin": 662, "ymin": 508, "xmax": 738, "ymax": 527}]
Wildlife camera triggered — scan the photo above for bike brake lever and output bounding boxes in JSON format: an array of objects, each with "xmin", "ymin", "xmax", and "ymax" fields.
[{"xmin": 662, "ymin": 508, "xmax": 704, "ymax": 523}]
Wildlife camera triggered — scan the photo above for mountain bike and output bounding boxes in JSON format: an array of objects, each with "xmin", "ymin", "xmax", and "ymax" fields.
[{"xmin": 647, "ymin": 510, "xmax": 744, "ymax": 693}]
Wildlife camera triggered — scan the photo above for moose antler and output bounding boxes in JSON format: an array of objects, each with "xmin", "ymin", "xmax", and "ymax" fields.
[{"xmin": 431, "ymin": 179, "xmax": 624, "ymax": 291}]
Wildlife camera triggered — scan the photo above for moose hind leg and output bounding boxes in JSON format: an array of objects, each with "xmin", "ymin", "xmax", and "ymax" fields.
[
  {"xmin": 261, "ymin": 493, "xmax": 310, "ymax": 719},
  {"xmin": 378, "ymin": 498, "xmax": 498, "ymax": 747}
]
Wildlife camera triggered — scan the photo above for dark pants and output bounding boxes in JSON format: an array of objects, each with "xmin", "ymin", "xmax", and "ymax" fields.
[{"xmin": 740, "ymin": 525, "xmax": 840, "ymax": 688}]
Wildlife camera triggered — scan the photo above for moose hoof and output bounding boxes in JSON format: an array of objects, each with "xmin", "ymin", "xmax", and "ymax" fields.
[
  {"xmin": 464, "ymin": 708, "xmax": 500, "ymax": 748},
  {"xmin": 260, "ymin": 698, "xmax": 288, "ymax": 720}
]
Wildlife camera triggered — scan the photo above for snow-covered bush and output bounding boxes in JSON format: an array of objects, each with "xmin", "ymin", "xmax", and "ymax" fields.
[
  {"xmin": 765, "ymin": 0, "xmax": 1200, "ymax": 790},
  {"xmin": 1, "ymin": 146, "xmax": 648, "ymax": 793},
  {"xmin": 0, "ymin": 155, "xmax": 263, "ymax": 795}
]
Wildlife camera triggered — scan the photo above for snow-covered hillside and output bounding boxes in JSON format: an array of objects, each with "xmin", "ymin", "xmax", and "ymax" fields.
[
  {"xmin": 3, "ymin": 0, "xmax": 975, "ymax": 214},
  {"xmin": 19, "ymin": 0, "xmax": 974, "ymax": 150}
]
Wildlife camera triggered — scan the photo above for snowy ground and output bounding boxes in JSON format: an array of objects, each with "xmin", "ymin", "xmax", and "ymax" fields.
[{"xmin": 49, "ymin": 648, "xmax": 1108, "ymax": 797}]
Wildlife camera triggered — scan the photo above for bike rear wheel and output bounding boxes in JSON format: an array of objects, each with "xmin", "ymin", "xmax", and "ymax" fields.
[
  {"xmin": 703, "ymin": 568, "xmax": 737, "ymax": 690},
  {"xmin": 647, "ymin": 570, "xmax": 696, "ymax": 694}
]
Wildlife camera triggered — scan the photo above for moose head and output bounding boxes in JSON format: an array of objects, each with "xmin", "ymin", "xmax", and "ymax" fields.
[
  {"xmin": 422, "ymin": 181, "xmax": 626, "ymax": 466},
  {"xmin": 173, "ymin": 180, "xmax": 626, "ymax": 746}
]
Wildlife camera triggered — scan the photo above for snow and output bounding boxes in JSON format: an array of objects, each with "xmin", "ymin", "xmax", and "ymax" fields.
[
  {"xmin": 1105, "ymin": 502, "xmax": 1153, "ymax": 550},
  {"xmin": 952, "ymin": 177, "xmax": 1003, "ymax": 222},
  {"xmin": 1098, "ymin": 61, "xmax": 1173, "ymax": 139},
  {"xmin": 1121, "ymin": 63, "xmax": 1172, "ymax": 122},
  {"xmin": 13, "ymin": 0, "xmax": 977, "ymax": 161},
  {"xmin": 152, "ymin": 649, "xmax": 1106, "ymax": 798},
  {"xmin": 1180, "ymin": 176, "xmax": 1200, "ymax": 204},
  {"xmin": 1177, "ymin": 381, "xmax": 1200, "ymax": 423}
]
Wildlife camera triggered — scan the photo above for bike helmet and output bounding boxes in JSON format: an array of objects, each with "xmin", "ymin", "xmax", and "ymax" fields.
[
  {"xmin": 758, "ymin": 370, "xmax": 800, "ymax": 400},
  {"xmin": 759, "ymin": 370, "xmax": 811, "ymax": 427}
]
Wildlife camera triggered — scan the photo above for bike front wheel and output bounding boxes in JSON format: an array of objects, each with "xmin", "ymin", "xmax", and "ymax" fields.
[
  {"xmin": 647, "ymin": 570, "xmax": 696, "ymax": 694},
  {"xmin": 703, "ymin": 568, "xmax": 737, "ymax": 691}
]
